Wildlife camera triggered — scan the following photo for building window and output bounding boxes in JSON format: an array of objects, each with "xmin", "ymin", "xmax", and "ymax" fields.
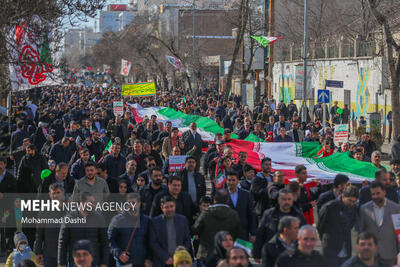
[
  {"xmin": 343, "ymin": 41, "xmax": 354, "ymax": 57},
  {"xmin": 328, "ymin": 44, "xmax": 339, "ymax": 58},
  {"xmin": 315, "ymin": 47, "xmax": 325, "ymax": 59},
  {"xmin": 358, "ymin": 40, "xmax": 376, "ymax": 57},
  {"xmin": 293, "ymin": 48, "xmax": 301, "ymax": 60}
]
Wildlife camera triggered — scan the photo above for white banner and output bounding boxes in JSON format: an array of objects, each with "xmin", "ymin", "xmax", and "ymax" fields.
[
  {"xmin": 8, "ymin": 16, "xmax": 57, "ymax": 91},
  {"xmin": 120, "ymin": 59, "xmax": 131, "ymax": 76},
  {"xmin": 334, "ymin": 124, "xmax": 349, "ymax": 146}
]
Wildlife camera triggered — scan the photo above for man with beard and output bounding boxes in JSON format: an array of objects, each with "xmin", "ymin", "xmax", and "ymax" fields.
[
  {"xmin": 359, "ymin": 169, "xmax": 399, "ymax": 206},
  {"xmin": 341, "ymin": 232, "xmax": 387, "ymax": 267},
  {"xmin": 71, "ymin": 162, "xmax": 109, "ymax": 203},
  {"xmin": 360, "ymin": 181, "xmax": 400, "ymax": 266},
  {"xmin": 253, "ymin": 188, "xmax": 306, "ymax": 262},
  {"xmin": 71, "ymin": 148, "xmax": 91, "ymax": 180},
  {"xmin": 102, "ymin": 143, "xmax": 126, "ymax": 178},
  {"xmin": 391, "ymin": 159, "xmax": 400, "ymax": 178},
  {"xmin": 150, "ymin": 176, "xmax": 196, "ymax": 226},
  {"xmin": 71, "ymin": 240, "xmax": 96, "ymax": 267},
  {"xmin": 108, "ymin": 193, "xmax": 152, "ymax": 267},
  {"xmin": 119, "ymin": 160, "xmax": 138, "ymax": 190},
  {"xmin": 17, "ymin": 144, "xmax": 48, "ymax": 193},
  {"xmin": 49, "ymin": 137, "xmax": 73, "ymax": 164},
  {"xmin": 140, "ymin": 167, "xmax": 167, "ymax": 215},
  {"xmin": 149, "ymin": 196, "xmax": 191, "ymax": 267},
  {"xmin": 127, "ymin": 140, "xmax": 147, "ymax": 174},
  {"xmin": 39, "ymin": 162, "xmax": 75, "ymax": 195},
  {"xmin": 85, "ymin": 131, "xmax": 104, "ymax": 162}
]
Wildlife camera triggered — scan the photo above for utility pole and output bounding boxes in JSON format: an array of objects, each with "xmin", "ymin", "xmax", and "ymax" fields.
[
  {"xmin": 264, "ymin": 0, "xmax": 269, "ymax": 99},
  {"xmin": 302, "ymin": 0, "xmax": 309, "ymax": 122},
  {"xmin": 267, "ymin": 0, "xmax": 274, "ymax": 99},
  {"xmin": 192, "ymin": 1, "xmax": 196, "ymax": 93}
]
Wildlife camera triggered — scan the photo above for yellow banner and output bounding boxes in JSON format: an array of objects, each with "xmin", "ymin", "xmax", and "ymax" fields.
[{"xmin": 121, "ymin": 82, "xmax": 156, "ymax": 96}]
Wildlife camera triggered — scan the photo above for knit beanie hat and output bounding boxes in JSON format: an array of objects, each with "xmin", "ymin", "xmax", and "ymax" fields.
[
  {"xmin": 173, "ymin": 249, "xmax": 192, "ymax": 267},
  {"xmin": 72, "ymin": 240, "xmax": 94, "ymax": 256},
  {"xmin": 14, "ymin": 232, "xmax": 28, "ymax": 247}
]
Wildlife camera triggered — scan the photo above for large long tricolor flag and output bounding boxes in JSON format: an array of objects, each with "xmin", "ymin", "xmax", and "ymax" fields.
[{"xmin": 127, "ymin": 104, "xmax": 382, "ymax": 183}]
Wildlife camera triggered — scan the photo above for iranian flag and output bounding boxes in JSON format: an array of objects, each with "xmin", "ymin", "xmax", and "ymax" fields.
[
  {"xmin": 127, "ymin": 104, "xmax": 381, "ymax": 183},
  {"xmin": 128, "ymin": 121, "xmax": 136, "ymax": 130},
  {"xmin": 251, "ymin": 36, "xmax": 283, "ymax": 47},
  {"xmin": 104, "ymin": 140, "xmax": 113, "ymax": 154}
]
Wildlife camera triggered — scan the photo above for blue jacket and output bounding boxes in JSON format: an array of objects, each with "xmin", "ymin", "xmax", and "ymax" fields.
[
  {"xmin": 10, "ymin": 129, "xmax": 29, "ymax": 152},
  {"xmin": 49, "ymin": 141, "xmax": 73, "ymax": 164},
  {"xmin": 108, "ymin": 211, "xmax": 151, "ymax": 265},
  {"xmin": 149, "ymin": 214, "xmax": 191, "ymax": 267}
]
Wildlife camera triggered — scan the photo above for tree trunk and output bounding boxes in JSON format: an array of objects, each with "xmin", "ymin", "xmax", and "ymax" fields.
[
  {"xmin": 367, "ymin": 0, "xmax": 400, "ymax": 139},
  {"xmin": 390, "ymin": 55, "xmax": 400, "ymax": 139},
  {"xmin": 224, "ymin": 0, "xmax": 249, "ymax": 101}
]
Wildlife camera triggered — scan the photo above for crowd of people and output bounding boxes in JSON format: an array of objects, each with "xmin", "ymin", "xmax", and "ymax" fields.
[{"xmin": 0, "ymin": 85, "xmax": 399, "ymax": 267}]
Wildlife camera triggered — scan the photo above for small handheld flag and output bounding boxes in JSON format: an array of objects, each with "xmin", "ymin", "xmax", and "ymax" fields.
[{"xmin": 105, "ymin": 140, "xmax": 113, "ymax": 154}]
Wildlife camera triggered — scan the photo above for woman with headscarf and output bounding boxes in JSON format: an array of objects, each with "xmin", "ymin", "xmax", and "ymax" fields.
[{"xmin": 205, "ymin": 231, "xmax": 234, "ymax": 267}]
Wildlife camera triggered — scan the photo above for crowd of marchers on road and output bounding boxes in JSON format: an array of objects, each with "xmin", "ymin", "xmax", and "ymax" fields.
[{"xmin": 0, "ymin": 85, "xmax": 400, "ymax": 267}]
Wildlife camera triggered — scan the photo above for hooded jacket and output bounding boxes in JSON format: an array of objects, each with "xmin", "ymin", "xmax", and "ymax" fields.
[{"xmin": 192, "ymin": 204, "xmax": 242, "ymax": 260}]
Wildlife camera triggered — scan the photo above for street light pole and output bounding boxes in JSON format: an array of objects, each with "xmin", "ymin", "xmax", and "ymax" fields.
[
  {"xmin": 302, "ymin": 0, "xmax": 309, "ymax": 122},
  {"xmin": 192, "ymin": 1, "xmax": 196, "ymax": 92}
]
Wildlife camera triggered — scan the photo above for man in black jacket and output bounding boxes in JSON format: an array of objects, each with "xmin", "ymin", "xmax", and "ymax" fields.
[
  {"xmin": 150, "ymin": 176, "xmax": 196, "ymax": 226},
  {"xmin": 226, "ymin": 171, "xmax": 256, "ymax": 241},
  {"xmin": 262, "ymin": 216, "xmax": 300, "ymax": 267},
  {"xmin": 149, "ymin": 195, "xmax": 191, "ymax": 267},
  {"xmin": 341, "ymin": 232, "xmax": 387, "ymax": 267},
  {"xmin": 317, "ymin": 174, "xmax": 350, "ymax": 212},
  {"xmin": 35, "ymin": 183, "xmax": 66, "ymax": 267},
  {"xmin": 178, "ymin": 156, "xmax": 206, "ymax": 206},
  {"xmin": 38, "ymin": 162, "xmax": 75, "ymax": 196},
  {"xmin": 102, "ymin": 143, "xmax": 126, "ymax": 178},
  {"xmin": 17, "ymin": 144, "xmax": 48, "ymax": 193},
  {"xmin": 359, "ymin": 169, "xmax": 399, "ymax": 206},
  {"xmin": 253, "ymin": 188, "xmax": 306, "ymax": 262},
  {"xmin": 140, "ymin": 167, "xmax": 167, "ymax": 215},
  {"xmin": 275, "ymin": 225, "xmax": 325, "ymax": 267},
  {"xmin": 295, "ymin": 165, "xmax": 321, "ymax": 223},
  {"xmin": 0, "ymin": 157, "xmax": 17, "ymax": 254},
  {"xmin": 317, "ymin": 186, "xmax": 359, "ymax": 267},
  {"xmin": 267, "ymin": 171, "xmax": 286, "ymax": 208},
  {"xmin": 251, "ymin": 157, "xmax": 273, "ymax": 222},
  {"xmin": 58, "ymin": 192, "xmax": 108, "ymax": 267}
]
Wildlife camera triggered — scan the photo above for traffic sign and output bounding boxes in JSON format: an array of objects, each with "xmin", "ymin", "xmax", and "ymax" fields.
[
  {"xmin": 326, "ymin": 80, "xmax": 343, "ymax": 88},
  {"xmin": 318, "ymin": 90, "xmax": 330, "ymax": 103}
]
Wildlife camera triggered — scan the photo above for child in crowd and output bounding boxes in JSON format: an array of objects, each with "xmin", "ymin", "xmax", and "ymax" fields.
[{"xmin": 6, "ymin": 232, "xmax": 37, "ymax": 267}]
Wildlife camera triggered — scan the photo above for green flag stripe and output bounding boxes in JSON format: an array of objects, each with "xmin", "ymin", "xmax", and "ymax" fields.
[{"xmin": 158, "ymin": 108, "xmax": 265, "ymax": 142}]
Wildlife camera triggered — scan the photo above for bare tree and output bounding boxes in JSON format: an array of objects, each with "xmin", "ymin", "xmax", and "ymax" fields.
[
  {"xmin": 367, "ymin": 0, "xmax": 400, "ymax": 138},
  {"xmin": 0, "ymin": 0, "xmax": 106, "ymax": 96},
  {"xmin": 224, "ymin": 0, "xmax": 251, "ymax": 101}
]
